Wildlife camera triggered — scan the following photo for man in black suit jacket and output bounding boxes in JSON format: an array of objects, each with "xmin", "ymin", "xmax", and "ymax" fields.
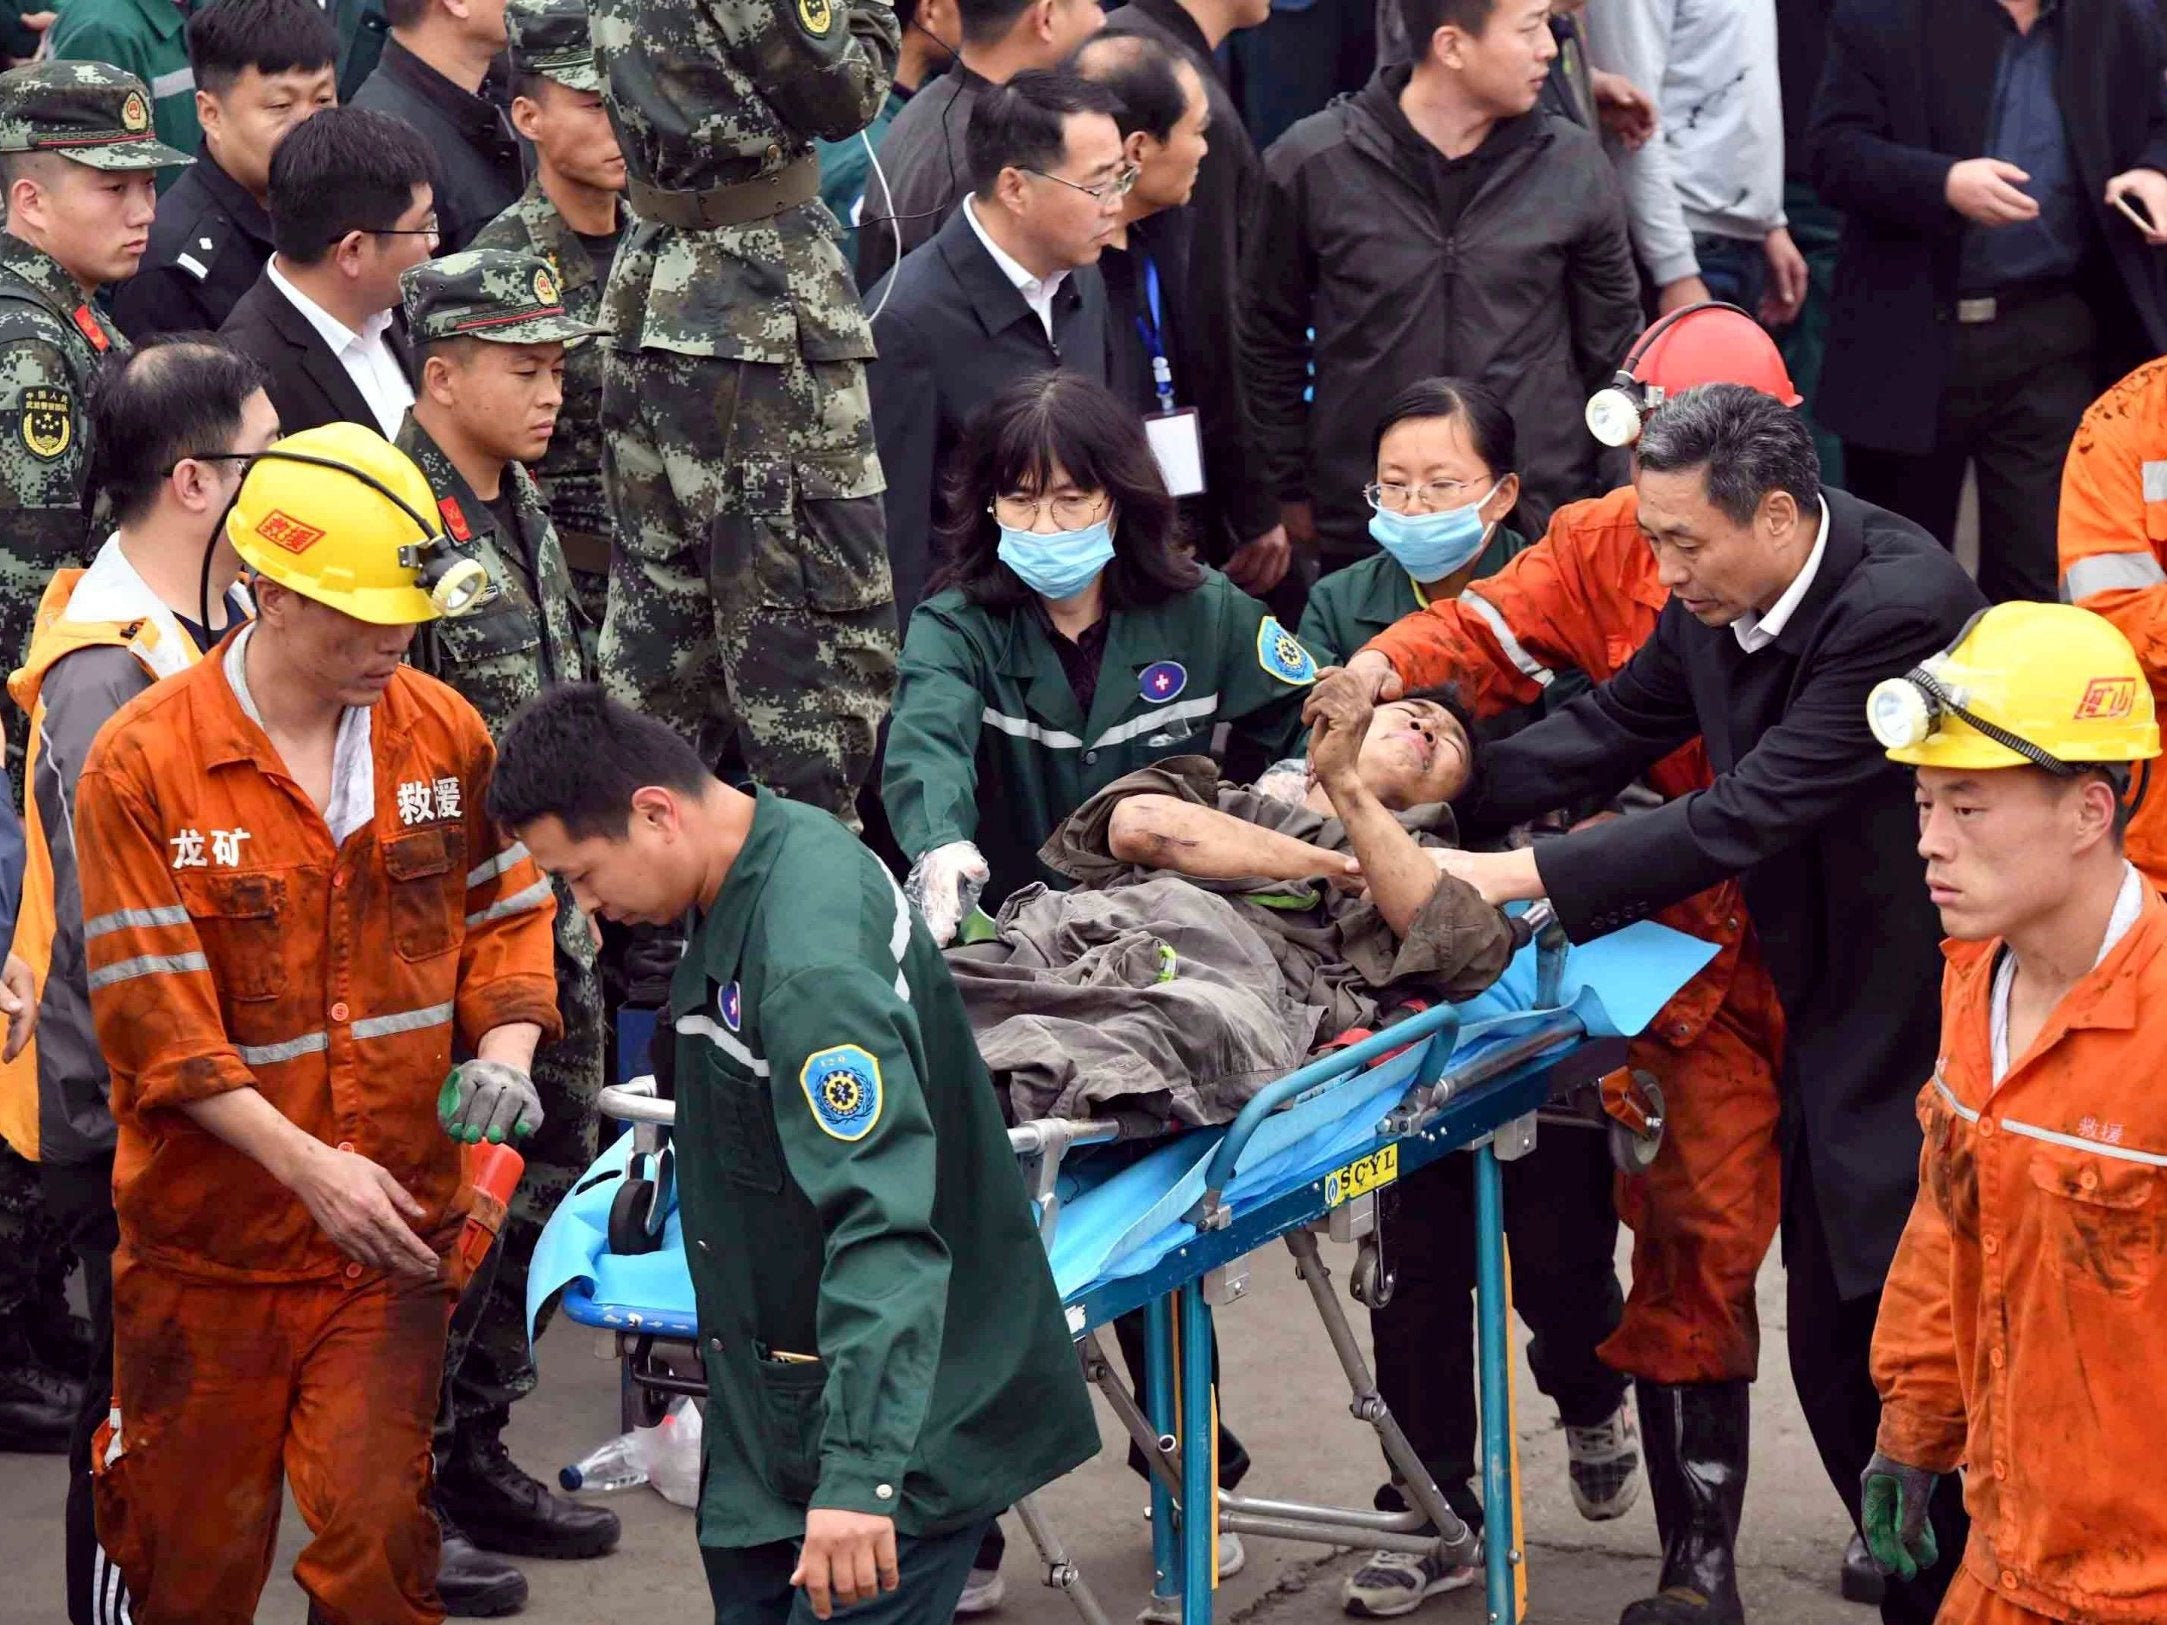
[
  {"xmin": 1325, "ymin": 385, "xmax": 1986, "ymax": 1625},
  {"xmin": 218, "ymin": 106, "xmax": 431, "ymax": 439},
  {"xmin": 866, "ymin": 69, "xmax": 1123, "ymax": 620},
  {"xmin": 1807, "ymin": 0, "xmax": 2167, "ymax": 604}
]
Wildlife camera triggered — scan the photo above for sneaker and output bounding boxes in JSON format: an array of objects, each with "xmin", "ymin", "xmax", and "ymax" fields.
[
  {"xmin": 1339, "ymin": 1549, "xmax": 1478, "ymax": 1618},
  {"xmin": 954, "ymin": 1567, "xmax": 1005, "ymax": 1616},
  {"xmin": 1135, "ymin": 1533, "xmax": 1248, "ymax": 1621},
  {"xmin": 1566, "ymin": 1401, "xmax": 1642, "ymax": 1522}
]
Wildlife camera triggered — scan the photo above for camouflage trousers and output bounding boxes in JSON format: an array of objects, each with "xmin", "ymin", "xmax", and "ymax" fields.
[
  {"xmin": 444, "ymin": 893, "xmax": 606, "ymax": 1432},
  {"xmin": 0, "ymin": 1140, "xmax": 74, "ymax": 1323},
  {"xmin": 598, "ymin": 345, "xmax": 898, "ymax": 827}
]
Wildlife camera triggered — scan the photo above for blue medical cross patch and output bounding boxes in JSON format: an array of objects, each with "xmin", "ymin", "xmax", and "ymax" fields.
[
  {"xmin": 718, "ymin": 980, "xmax": 742, "ymax": 1032},
  {"xmin": 1139, "ymin": 660, "xmax": 1187, "ymax": 703},
  {"xmin": 800, "ymin": 1045, "xmax": 884, "ymax": 1141}
]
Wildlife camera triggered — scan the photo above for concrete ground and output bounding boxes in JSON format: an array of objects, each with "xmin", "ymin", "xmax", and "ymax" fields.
[{"xmin": 0, "ymin": 1234, "xmax": 1870, "ymax": 1625}]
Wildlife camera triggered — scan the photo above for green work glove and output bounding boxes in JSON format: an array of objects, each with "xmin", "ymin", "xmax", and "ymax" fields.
[
  {"xmin": 1860, "ymin": 1452, "xmax": 1940, "ymax": 1581},
  {"xmin": 438, "ymin": 1060, "xmax": 543, "ymax": 1145}
]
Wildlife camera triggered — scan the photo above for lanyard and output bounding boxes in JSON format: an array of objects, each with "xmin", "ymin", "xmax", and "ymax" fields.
[{"xmin": 1132, "ymin": 254, "xmax": 1177, "ymax": 415}]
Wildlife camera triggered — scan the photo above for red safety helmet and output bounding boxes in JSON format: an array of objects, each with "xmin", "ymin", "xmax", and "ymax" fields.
[{"xmin": 1584, "ymin": 302, "xmax": 1804, "ymax": 448}]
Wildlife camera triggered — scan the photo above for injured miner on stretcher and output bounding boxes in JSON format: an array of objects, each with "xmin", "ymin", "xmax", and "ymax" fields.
[{"xmin": 950, "ymin": 685, "xmax": 1520, "ymax": 1127}]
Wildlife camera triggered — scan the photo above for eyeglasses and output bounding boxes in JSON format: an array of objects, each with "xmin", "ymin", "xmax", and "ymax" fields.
[
  {"xmin": 1364, "ymin": 477, "xmax": 1486, "ymax": 514},
  {"xmin": 159, "ymin": 451, "xmax": 257, "ymax": 476},
  {"xmin": 1023, "ymin": 162, "xmax": 1141, "ymax": 204},
  {"xmin": 990, "ymin": 490, "xmax": 1110, "ymax": 529},
  {"xmin": 370, "ymin": 217, "xmax": 442, "ymax": 241}
]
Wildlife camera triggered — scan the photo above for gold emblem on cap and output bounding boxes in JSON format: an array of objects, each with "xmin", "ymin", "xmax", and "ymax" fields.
[
  {"xmin": 120, "ymin": 91, "xmax": 149, "ymax": 134},
  {"xmin": 533, "ymin": 267, "xmax": 558, "ymax": 306}
]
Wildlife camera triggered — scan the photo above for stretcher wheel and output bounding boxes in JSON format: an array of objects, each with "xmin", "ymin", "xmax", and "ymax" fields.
[
  {"xmin": 1351, "ymin": 1248, "xmax": 1394, "ymax": 1310},
  {"xmin": 609, "ymin": 1177, "xmax": 661, "ymax": 1256},
  {"xmin": 1607, "ymin": 1075, "xmax": 1666, "ymax": 1174}
]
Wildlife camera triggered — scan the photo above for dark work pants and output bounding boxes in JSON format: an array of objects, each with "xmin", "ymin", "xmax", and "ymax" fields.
[
  {"xmin": 1843, "ymin": 288, "xmax": 2097, "ymax": 605},
  {"xmin": 1370, "ymin": 1129, "xmax": 1627, "ymax": 1534},
  {"xmin": 39, "ymin": 1154, "xmax": 120, "ymax": 1625},
  {"xmin": 1784, "ymin": 1156, "xmax": 1967, "ymax": 1625},
  {"xmin": 704, "ymin": 1519, "xmax": 989, "ymax": 1625}
]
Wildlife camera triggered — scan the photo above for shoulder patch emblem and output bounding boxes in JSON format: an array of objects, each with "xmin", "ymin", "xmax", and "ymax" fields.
[
  {"xmin": 18, "ymin": 385, "xmax": 70, "ymax": 462},
  {"xmin": 718, "ymin": 979, "xmax": 742, "ymax": 1034},
  {"xmin": 1257, "ymin": 616, "xmax": 1318, "ymax": 686},
  {"xmin": 798, "ymin": 0, "xmax": 835, "ymax": 36},
  {"xmin": 1139, "ymin": 660, "xmax": 1186, "ymax": 703},
  {"xmin": 800, "ymin": 1044, "xmax": 882, "ymax": 1142}
]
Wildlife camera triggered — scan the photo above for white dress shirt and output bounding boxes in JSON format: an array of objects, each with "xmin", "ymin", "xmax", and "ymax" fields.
[
  {"xmin": 963, "ymin": 196, "xmax": 1068, "ymax": 342},
  {"xmin": 1732, "ymin": 496, "xmax": 1831, "ymax": 654},
  {"xmin": 265, "ymin": 257, "xmax": 416, "ymax": 439}
]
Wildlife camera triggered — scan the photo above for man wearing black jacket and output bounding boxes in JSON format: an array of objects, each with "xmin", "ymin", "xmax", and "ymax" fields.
[
  {"xmin": 1334, "ymin": 385, "xmax": 1983, "ymax": 1625},
  {"xmin": 1243, "ymin": 0, "xmax": 1640, "ymax": 572},
  {"xmin": 1807, "ymin": 0, "xmax": 2167, "ymax": 606},
  {"xmin": 115, "ymin": 0, "xmax": 339, "ymax": 340}
]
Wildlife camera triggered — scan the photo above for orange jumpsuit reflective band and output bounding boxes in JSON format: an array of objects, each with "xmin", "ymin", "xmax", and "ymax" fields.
[
  {"xmin": 2056, "ymin": 357, "xmax": 2167, "ymax": 890},
  {"xmin": 1359, "ymin": 485, "xmax": 1784, "ymax": 1385},
  {"xmin": 1873, "ymin": 881, "xmax": 2167, "ymax": 1621}
]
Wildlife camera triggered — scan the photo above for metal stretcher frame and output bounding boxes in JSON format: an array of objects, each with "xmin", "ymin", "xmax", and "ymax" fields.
[{"xmin": 584, "ymin": 1008, "xmax": 1623, "ymax": 1625}]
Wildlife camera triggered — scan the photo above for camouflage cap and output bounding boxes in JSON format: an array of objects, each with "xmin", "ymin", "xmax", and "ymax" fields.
[
  {"xmin": 402, "ymin": 249, "xmax": 598, "ymax": 346},
  {"xmin": 0, "ymin": 61, "xmax": 192, "ymax": 170},
  {"xmin": 506, "ymin": 0, "xmax": 602, "ymax": 93}
]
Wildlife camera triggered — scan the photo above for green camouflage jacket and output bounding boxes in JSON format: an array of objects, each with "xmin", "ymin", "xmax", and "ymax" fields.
[
  {"xmin": 0, "ymin": 234, "xmax": 126, "ymax": 576},
  {"xmin": 590, "ymin": 0, "xmax": 896, "ymax": 362}
]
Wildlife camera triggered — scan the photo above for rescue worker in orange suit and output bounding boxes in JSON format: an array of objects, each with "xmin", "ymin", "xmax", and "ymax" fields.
[
  {"xmin": 2057, "ymin": 354, "xmax": 2167, "ymax": 893},
  {"xmin": 1342, "ymin": 307, "xmax": 1796, "ymax": 1625},
  {"xmin": 74, "ymin": 421, "xmax": 564, "ymax": 1625},
  {"xmin": 1862, "ymin": 602, "xmax": 2167, "ymax": 1624}
]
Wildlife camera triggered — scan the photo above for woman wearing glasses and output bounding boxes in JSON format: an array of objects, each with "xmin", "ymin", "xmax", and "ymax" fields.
[
  {"xmin": 882, "ymin": 371, "xmax": 1317, "ymax": 947},
  {"xmin": 1297, "ymin": 377, "xmax": 1532, "ymax": 668}
]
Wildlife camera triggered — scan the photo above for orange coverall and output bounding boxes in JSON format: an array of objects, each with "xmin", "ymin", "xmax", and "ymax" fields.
[
  {"xmin": 1364, "ymin": 485, "xmax": 1784, "ymax": 1384},
  {"xmin": 2057, "ymin": 357, "xmax": 2167, "ymax": 890},
  {"xmin": 75, "ymin": 642, "xmax": 562, "ymax": 1625},
  {"xmin": 1871, "ymin": 881, "xmax": 2167, "ymax": 1623}
]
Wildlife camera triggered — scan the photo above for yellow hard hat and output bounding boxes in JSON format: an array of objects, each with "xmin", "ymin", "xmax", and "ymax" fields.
[
  {"xmin": 225, "ymin": 422, "xmax": 492, "ymax": 625},
  {"xmin": 1869, "ymin": 602, "xmax": 2160, "ymax": 771}
]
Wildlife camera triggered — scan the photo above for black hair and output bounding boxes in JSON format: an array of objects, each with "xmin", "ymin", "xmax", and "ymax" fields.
[
  {"xmin": 1370, "ymin": 375, "xmax": 1518, "ymax": 474},
  {"xmin": 966, "ymin": 68, "xmax": 1121, "ymax": 198},
  {"xmin": 186, "ymin": 0, "xmax": 338, "ymax": 96},
  {"xmin": 1070, "ymin": 29, "xmax": 1191, "ymax": 143},
  {"xmin": 958, "ymin": 0, "xmax": 1035, "ymax": 47},
  {"xmin": 1634, "ymin": 381, "xmax": 1822, "ymax": 527},
  {"xmin": 929, "ymin": 371, "xmax": 1200, "ymax": 611},
  {"xmin": 487, "ymin": 684, "xmax": 711, "ymax": 840},
  {"xmin": 268, "ymin": 107, "xmax": 436, "ymax": 264},
  {"xmin": 1400, "ymin": 0, "xmax": 1501, "ymax": 48},
  {"xmin": 88, "ymin": 336, "xmax": 269, "ymax": 528}
]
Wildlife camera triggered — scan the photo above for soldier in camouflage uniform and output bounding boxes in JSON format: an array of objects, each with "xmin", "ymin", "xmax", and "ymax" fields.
[
  {"xmin": 590, "ymin": 0, "xmax": 900, "ymax": 826},
  {"xmin": 395, "ymin": 249, "xmax": 622, "ymax": 1570},
  {"xmin": 472, "ymin": 0, "xmax": 628, "ymax": 663}
]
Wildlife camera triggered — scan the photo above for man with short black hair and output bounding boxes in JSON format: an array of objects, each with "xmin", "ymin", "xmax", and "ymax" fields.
[
  {"xmin": 350, "ymin": 0, "xmax": 522, "ymax": 251},
  {"xmin": 10, "ymin": 337, "xmax": 272, "ymax": 1625},
  {"xmin": 219, "ymin": 104, "xmax": 430, "ymax": 437},
  {"xmin": 857, "ymin": 0, "xmax": 1107, "ymax": 286},
  {"xmin": 114, "ymin": 0, "xmax": 340, "ymax": 339},
  {"xmin": 866, "ymin": 68, "xmax": 1122, "ymax": 617}
]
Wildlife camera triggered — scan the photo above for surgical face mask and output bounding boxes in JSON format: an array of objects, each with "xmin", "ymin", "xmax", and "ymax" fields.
[
  {"xmin": 1367, "ymin": 481, "xmax": 1501, "ymax": 581},
  {"xmin": 997, "ymin": 517, "xmax": 1117, "ymax": 602}
]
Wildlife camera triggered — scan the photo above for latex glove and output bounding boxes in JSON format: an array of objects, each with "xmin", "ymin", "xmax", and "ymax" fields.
[
  {"xmin": 438, "ymin": 1059, "xmax": 543, "ymax": 1144},
  {"xmin": 904, "ymin": 841, "xmax": 989, "ymax": 947},
  {"xmin": 1860, "ymin": 1452, "xmax": 1940, "ymax": 1581}
]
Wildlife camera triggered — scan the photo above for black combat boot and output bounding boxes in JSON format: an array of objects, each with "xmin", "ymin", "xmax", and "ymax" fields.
[
  {"xmin": 434, "ymin": 1497, "xmax": 530, "ymax": 1617},
  {"xmin": 437, "ymin": 1416, "xmax": 623, "ymax": 1560},
  {"xmin": 1618, "ymin": 1380, "xmax": 1749, "ymax": 1625}
]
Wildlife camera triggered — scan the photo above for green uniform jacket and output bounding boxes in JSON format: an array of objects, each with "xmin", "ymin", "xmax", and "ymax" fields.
[
  {"xmin": 1295, "ymin": 526, "xmax": 1528, "ymax": 667},
  {"xmin": 47, "ymin": 0, "xmax": 199, "ymax": 186},
  {"xmin": 884, "ymin": 569, "xmax": 1317, "ymax": 907},
  {"xmin": 672, "ymin": 790, "xmax": 1099, "ymax": 1547}
]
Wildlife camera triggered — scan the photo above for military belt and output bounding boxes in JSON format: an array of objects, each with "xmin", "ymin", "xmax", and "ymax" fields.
[
  {"xmin": 555, "ymin": 527, "xmax": 613, "ymax": 577},
  {"xmin": 627, "ymin": 156, "xmax": 821, "ymax": 230}
]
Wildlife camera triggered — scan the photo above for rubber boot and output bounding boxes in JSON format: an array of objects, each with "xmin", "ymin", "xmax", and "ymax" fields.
[
  {"xmin": 1618, "ymin": 1380, "xmax": 1748, "ymax": 1625},
  {"xmin": 437, "ymin": 1415, "xmax": 622, "ymax": 1560}
]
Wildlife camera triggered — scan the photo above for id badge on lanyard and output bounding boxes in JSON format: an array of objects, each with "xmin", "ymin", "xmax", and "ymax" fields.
[{"xmin": 1136, "ymin": 254, "xmax": 1206, "ymax": 498}]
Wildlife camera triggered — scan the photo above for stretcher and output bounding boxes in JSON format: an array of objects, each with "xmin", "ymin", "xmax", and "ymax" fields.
[{"xmin": 530, "ymin": 905, "xmax": 1716, "ymax": 1625}]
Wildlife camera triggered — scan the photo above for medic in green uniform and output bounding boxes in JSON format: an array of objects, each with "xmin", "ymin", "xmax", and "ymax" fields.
[
  {"xmin": 882, "ymin": 375, "xmax": 1314, "ymax": 944},
  {"xmin": 488, "ymin": 684, "xmax": 1099, "ymax": 1625}
]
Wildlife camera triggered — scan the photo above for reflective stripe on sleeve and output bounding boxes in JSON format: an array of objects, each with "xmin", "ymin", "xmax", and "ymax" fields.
[
  {"xmin": 1458, "ymin": 589, "xmax": 1554, "ymax": 688},
  {"xmin": 2143, "ymin": 460, "xmax": 2167, "ymax": 502},
  {"xmin": 86, "ymin": 951, "xmax": 210, "ymax": 991},
  {"xmin": 1088, "ymin": 693, "xmax": 1221, "ymax": 751},
  {"xmin": 236, "ymin": 1031, "xmax": 328, "ymax": 1067},
  {"xmin": 884, "ymin": 874, "xmax": 911, "ymax": 1002},
  {"xmin": 467, "ymin": 842, "xmax": 532, "ymax": 889},
  {"xmin": 678, "ymin": 1013, "xmax": 770, "ymax": 1075},
  {"xmin": 980, "ymin": 708, "xmax": 1082, "ymax": 748},
  {"xmin": 465, "ymin": 877, "xmax": 551, "ymax": 927},
  {"xmin": 83, "ymin": 905, "xmax": 191, "ymax": 940},
  {"xmin": 351, "ymin": 1001, "xmax": 455, "ymax": 1041},
  {"xmin": 2061, "ymin": 551, "xmax": 2167, "ymax": 603}
]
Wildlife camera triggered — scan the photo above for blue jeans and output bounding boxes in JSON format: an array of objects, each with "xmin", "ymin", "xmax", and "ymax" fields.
[{"xmin": 1691, "ymin": 232, "xmax": 1767, "ymax": 316}]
